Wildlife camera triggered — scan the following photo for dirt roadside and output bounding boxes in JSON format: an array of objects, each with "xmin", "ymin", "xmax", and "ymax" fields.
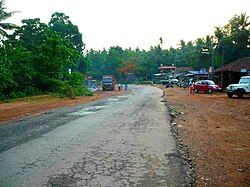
[
  {"xmin": 160, "ymin": 86, "xmax": 250, "ymax": 187},
  {"xmin": 0, "ymin": 91, "xmax": 125, "ymax": 125}
]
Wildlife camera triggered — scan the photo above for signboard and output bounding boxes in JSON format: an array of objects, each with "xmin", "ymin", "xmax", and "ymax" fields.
[
  {"xmin": 199, "ymin": 69, "xmax": 206, "ymax": 74},
  {"xmin": 209, "ymin": 66, "xmax": 213, "ymax": 73},
  {"xmin": 240, "ymin": 69, "xmax": 247, "ymax": 73}
]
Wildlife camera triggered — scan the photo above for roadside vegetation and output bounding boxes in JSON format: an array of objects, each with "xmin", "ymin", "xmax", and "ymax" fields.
[
  {"xmin": 86, "ymin": 14, "xmax": 249, "ymax": 81},
  {"xmin": 0, "ymin": 1, "xmax": 92, "ymax": 100},
  {"xmin": 0, "ymin": 0, "xmax": 249, "ymax": 100}
]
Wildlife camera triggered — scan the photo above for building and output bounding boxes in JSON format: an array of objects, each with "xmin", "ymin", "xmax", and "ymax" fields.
[
  {"xmin": 174, "ymin": 66, "xmax": 194, "ymax": 80},
  {"xmin": 214, "ymin": 57, "xmax": 250, "ymax": 87}
]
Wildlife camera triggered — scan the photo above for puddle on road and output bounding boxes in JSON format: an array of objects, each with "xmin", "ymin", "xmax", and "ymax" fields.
[
  {"xmin": 117, "ymin": 95, "xmax": 129, "ymax": 99},
  {"xmin": 107, "ymin": 96, "xmax": 129, "ymax": 102},
  {"xmin": 68, "ymin": 95, "xmax": 129, "ymax": 116},
  {"xmin": 117, "ymin": 95, "xmax": 128, "ymax": 98},
  {"xmin": 107, "ymin": 98, "xmax": 120, "ymax": 102},
  {"xmin": 69, "ymin": 105, "xmax": 106, "ymax": 116}
]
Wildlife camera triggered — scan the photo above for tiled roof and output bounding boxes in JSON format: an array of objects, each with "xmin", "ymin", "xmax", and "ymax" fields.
[
  {"xmin": 215, "ymin": 57, "xmax": 250, "ymax": 72},
  {"xmin": 175, "ymin": 67, "xmax": 194, "ymax": 74}
]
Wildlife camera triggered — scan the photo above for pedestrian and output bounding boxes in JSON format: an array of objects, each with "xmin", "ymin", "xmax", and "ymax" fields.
[
  {"xmin": 189, "ymin": 82, "xmax": 195, "ymax": 95},
  {"xmin": 125, "ymin": 83, "xmax": 128, "ymax": 91}
]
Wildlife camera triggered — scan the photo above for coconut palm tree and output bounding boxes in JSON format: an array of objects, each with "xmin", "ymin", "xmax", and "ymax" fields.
[{"xmin": 0, "ymin": 0, "xmax": 18, "ymax": 36}]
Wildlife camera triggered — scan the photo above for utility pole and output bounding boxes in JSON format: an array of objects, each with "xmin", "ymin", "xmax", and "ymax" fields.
[
  {"xmin": 221, "ymin": 45, "xmax": 225, "ymax": 87},
  {"xmin": 160, "ymin": 64, "xmax": 163, "ymax": 80},
  {"xmin": 211, "ymin": 36, "xmax": 214, "ymax": 77}
]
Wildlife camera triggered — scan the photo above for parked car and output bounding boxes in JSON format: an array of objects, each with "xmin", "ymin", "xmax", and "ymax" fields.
[
  {"xmin": 225, "ymin": 76, "xmax": 250, "ymax": 98},
  {"xmin": 193, "ymin": 80, "xmax": 222, "ymax": 93},
  {"xmin": 88, "ymin": 86, "xmax": 98, "ymax": 92},
  {"xmin": 177, "ymin": 81, "xmax": 189, "ymax": 88}
]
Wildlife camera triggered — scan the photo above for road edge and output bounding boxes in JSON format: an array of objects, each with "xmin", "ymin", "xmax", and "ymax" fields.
[{"xmin": 162, "ymin": 93, "xmax": 196, "ymax": 186}]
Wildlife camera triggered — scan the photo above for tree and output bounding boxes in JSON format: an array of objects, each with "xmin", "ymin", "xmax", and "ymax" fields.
[
  {"xmin": 2, "ymin": 18, "xmax": 79, "ymax": 96},
  {"xmin": 86, "ymin": 13, "xmax": 249, "ymax": 82},
  {"xmin": 118, "ymin": 61, "xmax": 138, "ymax": 74},
  {"xmin": 77, "ymin": 55, "xmax": 91, "ymax": 74},
  {"xmin": 49, "ymin": 12, "xmax": 84, "ymax": 52},
  {"xmin": 227, "ymin": 13, "xmax": 250, "ymax": 61},
  {"xmin": 0, "ymin": 0, "xmax": 18, "ymax": 37}
]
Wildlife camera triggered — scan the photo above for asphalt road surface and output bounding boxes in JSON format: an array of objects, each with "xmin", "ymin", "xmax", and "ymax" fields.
[{"xmin": 0, "ymin": 85, "xmax": 190, "ymax": 186}]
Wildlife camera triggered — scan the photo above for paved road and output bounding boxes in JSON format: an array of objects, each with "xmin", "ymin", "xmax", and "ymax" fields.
[{"xmin": 0, "ymin": 85, "xmax": 190, "ymax": 186}]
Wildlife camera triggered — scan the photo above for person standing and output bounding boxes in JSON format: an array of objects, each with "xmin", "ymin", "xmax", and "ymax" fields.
[{"xmin": 125, "ymin": 83, "xmax": 128, "ymax": 91}]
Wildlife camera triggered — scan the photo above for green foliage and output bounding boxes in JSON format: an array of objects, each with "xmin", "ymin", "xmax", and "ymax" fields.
[
  {"xmin": 49, "ymin": 12, "xmax": 84, "ymax": 52},
  {"xmin": 77, "ymin": 55, "xmax": 91, "ymax": 74},
  {"xmin": 0, "ymin": 0, "xmax": 19, "ymax": 37},
  {"xmin": 0, "ymin": 12, "xmax": 249, "ymax": 100},
  {"xmin": 87, "ymin": 13, "xmax": 249, "ymax": 81},
  {"xmin": 0, "ymin": 12, "xmax": 90, "ymax": 100},
  {"xmin": 59, "ymin": 72, "xmax": 93, "ymax": 98},
  {"xmin": 66, "ymin": 72, "xmax": 84, "ymax": 87},
  {"xmin": 217, "ymin": 13, "xmax": 250, "ymax": 63}
]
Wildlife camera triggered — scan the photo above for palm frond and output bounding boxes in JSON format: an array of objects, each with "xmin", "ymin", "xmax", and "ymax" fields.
[
  {"xmin": 0, "ymin": 28, "xmax": 7, "ymax": 36},
  {"xmin": 0, "ymin": 22, "xmax": 18, "ymax": 30},
  {"xmin": 0, "ymin": 0, "xmax": 20, "ymax": 20},
  {"xmin": 0, "ymin": 0, "xmax": 19, "ymax": 36}
]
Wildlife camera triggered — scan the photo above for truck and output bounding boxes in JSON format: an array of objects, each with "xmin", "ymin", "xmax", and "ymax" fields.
[
  {"xmin": 102, "ymin": 75, "xmax": 115, "ymax": 91},
  {"xmin": 161, "ymin": 76, "xmax": 179, "ymax": 86},
  {"xmin": 225, "ymin": 76, "xmax": 250, "ymax": 98}
]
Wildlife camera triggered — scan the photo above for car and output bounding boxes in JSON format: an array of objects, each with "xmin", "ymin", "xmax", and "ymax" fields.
[
  {"xmin": 88, "ymin": 86, "xmax": 98, "ymax": 92},
  {"xmin": 178, "ymin": 81, "xmax": 189, "ymax": 88},
  {"xmin": 168, "ymin": 76, "xmax": 179, "ymax": 84},
  {"xmin": 193, "ymin": 80, "xmax": 222, "ymax": 94},
  {"xmin": 225, "ymin": 76, "xmax": 250, "ymax": 98}
]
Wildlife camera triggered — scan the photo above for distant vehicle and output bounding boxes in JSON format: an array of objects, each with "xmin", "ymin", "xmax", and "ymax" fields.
[
  {"xmin": 226, "ymin": 76, "xmax": 250, "ymax": 98},
  {"xmin": 161, "ymin": 76, "xmax": 179, "ymax": 85},
  {"xmin": 168, "ymin": 76, "xmax": 179, "ymax": 84},
  {"xmin": 193, "ymin": 80, "xmax": 222, "ymax": 94},
  {"xmin": 102, "ymin": 75, "xmax": 115, "ymax": 91},
  {"xmin": 88, "ymin": 87, "xmax": 98, "ymax": 92},
  {"xmin": 177, "ymin": 81, "xmax": 189, "ymax": 88},
  {"xmin": 165, "ymin": 82, "xmax": 174, "ymax": 88}
]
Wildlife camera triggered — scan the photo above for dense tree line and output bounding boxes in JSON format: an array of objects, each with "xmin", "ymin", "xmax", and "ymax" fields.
[
  {"xmin": 87, "ymin": 13, "xmax": 249, "ymax": 81},
  {"xmin": 0, "ymin": 0, "xmax": 249, "ymax": 99},
  {"xmin": 0, "ymin": 1, "xmax": 91, "ymax": 99}
]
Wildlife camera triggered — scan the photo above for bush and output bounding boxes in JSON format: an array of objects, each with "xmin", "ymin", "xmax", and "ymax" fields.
[
  {"xmin": 0, "ymin": 71, "xmax": 93, "ymax": 100},
  {"xmin": 8, "ymin": 91, "xmax": 26, "ymax": 99},
  {"xmin": 65, "ymin": 72, "xmax": 84, "ymax": 87},
  {"xmin": 59, "ymin": 85, "xmax": 93, "ymax": 98},
  {"xmin": 59, "ymin": 73, "xmax": 93, "ymax": 98},
  {"xmin": 24, "ymin": 86, "xmax": 39, "ymax": 96}
]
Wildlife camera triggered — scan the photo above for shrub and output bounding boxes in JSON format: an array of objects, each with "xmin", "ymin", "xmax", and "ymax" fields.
[{"xmin": 59, "ymin": 72, "xmax": 93, "ymax": 98}]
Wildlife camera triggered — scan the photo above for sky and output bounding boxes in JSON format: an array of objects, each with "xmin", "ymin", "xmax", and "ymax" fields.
[{"xmin": 5, "ymin": 0, "xmax": 250, "ymax": 50}]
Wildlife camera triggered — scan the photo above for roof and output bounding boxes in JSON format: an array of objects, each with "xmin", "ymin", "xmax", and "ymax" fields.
[
  {"xmin": 188, "ymin": 70, "xmax": 200, "ymax": 74},
  {"xmin": 153, "ymin": 73, "xmax": 167, "ymax": 76},
  {"xmin": 174, "ymin": 67, "xmax": 194, "ymax": 74},
  {"xmin": 215, "ymin": 57, "xmax": 250, "ymax": 72},
  {"xmin": 158, "ymin": 66, "xmax": 176, "ymax": 70},
  {"xmin": 185, "ymin": 70, "xmax": 208, "ymax": 76}
]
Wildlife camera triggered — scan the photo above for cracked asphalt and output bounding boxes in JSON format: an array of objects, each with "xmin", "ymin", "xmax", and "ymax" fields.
[{"xmin": 0, "ymin": 85, "xmax": 190, "ymax": 186}]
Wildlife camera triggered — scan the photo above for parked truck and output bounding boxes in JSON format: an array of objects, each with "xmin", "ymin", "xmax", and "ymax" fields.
[{"xmin": 102, "ymin": 75, "xmax": 115, "ymax": 91}]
